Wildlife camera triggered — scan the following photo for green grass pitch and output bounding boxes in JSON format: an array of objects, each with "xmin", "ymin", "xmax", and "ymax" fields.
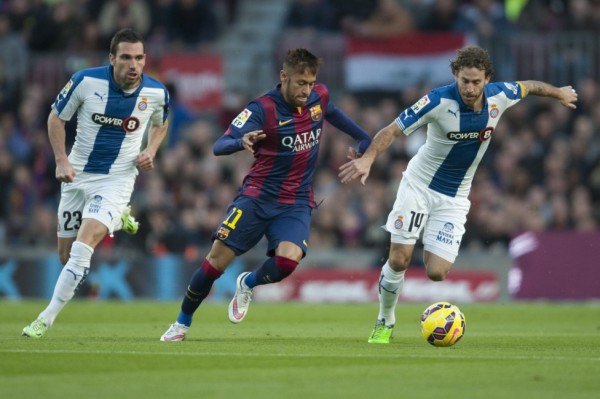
[{"xmin": 1, "ymin": 301, "xmax": 599, "ymax": 399}]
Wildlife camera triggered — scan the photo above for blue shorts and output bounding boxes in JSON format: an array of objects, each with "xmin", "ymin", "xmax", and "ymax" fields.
[{"xmin": 213, "ymin": 195, "xmax": 312, "ymax": 257}]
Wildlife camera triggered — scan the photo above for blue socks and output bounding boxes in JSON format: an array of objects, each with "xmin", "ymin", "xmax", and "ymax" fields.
[
  {"xmin": 175, "ymin": 256, "xmax": 298, "ymax": 326},
  {"xmin": 248, "ymin": 256, "xmax": 298, "ymax": 288},
  {"xmin": 178, "ymin": 259, "xmax": 222, "ymax": 326}
]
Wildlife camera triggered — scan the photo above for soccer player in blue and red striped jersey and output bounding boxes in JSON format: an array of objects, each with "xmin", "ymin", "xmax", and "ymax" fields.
[{"xmin": 161, "ymin": 48, "xmax": 371, "ymax": 341}]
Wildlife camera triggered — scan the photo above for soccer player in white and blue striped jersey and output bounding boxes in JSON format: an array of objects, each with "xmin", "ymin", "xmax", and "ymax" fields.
[
  {"xmin": 339, "ymin": 45, "xmax": 578, "ymax": 344},
  {"xmin": 22, "ymin": 29, "xmax": 170, "ymax": 338}
]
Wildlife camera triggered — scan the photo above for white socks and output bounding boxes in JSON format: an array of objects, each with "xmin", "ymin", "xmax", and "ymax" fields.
[
  {"xmin": 39, "ymin": 241, "xmax": 94, "ymax": 326},
  {"xmin": 377, "ymin": 261, "xmax": 405, "ymax": 326}
]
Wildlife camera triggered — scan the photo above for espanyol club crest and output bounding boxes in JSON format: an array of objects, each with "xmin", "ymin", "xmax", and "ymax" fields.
[
  {"xmin": 309, "ymin": 104, "xmax": 322, "ymax": 121},
  {"xmin": 489, "ymin": 104, "xmax": 499, "ymax": 118},
  {"xmin": 138, "ymin": 98, "xmax": 148, "ymax": 111},
  {"xmin": 394, "ymin": 216, "xmax": 404, "ymax": 230}
]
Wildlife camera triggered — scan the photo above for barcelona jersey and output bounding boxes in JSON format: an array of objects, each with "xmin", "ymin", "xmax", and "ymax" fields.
[{"xmin": 221, "ymin": 83, "xmax": 345, "ymax": 208}]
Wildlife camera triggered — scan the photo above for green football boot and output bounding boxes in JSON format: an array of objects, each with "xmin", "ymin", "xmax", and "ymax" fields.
[
  {"xmin": 368, "ymin": 319, "xmax": 394, "ymax": 344},
  {"xmin": 121, "ymin": 205, "xmax": 139, "ymax": 235},
  {"xmin": 22, "ymin": 317, "xmax": 49, "ymax": 338}
]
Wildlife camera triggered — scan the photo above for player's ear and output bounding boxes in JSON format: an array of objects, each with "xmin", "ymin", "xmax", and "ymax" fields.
[{"xmin": 280, "ymin": 69, "xmax": 288, "ymax": 83}]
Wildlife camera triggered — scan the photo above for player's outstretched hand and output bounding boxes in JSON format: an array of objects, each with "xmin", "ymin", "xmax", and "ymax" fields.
[
  {"xmin": 242, "ymin": 130, "xmax": 266, "ymax": 154},
  {"xmin": 559, "ymin": 86, "xmax": 578, "ymax": 109},
  {"xmin": 339, "ymin": 157, "xmax": 372, "ymax": 185}
]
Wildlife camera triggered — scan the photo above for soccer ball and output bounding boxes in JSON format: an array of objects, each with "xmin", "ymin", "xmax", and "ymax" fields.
[{"xmin": 420, "ymin": 302, "xmax": 465, "ymax": 347}]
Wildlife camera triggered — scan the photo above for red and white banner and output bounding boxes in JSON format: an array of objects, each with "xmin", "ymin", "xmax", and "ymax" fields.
[
  {"xmin": 159, "ymin": 53, "xmax": 223, "ymax": 111},
  {"xmin": 253, "ymin": 268, "xmax": 499, "ymax": 303},
  {"xmin": 344, "ymin": 33, "xmax": 471, "ymax": 91}
]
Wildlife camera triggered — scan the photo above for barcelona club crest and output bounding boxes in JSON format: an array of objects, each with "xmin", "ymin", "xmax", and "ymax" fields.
[
  {"xmin": 309, "ymin": 104, "xmax": 322, "ymax": 121},
  {"xmin": 216, "ymin": 226, "xmax": 230, "ymax": 240}
]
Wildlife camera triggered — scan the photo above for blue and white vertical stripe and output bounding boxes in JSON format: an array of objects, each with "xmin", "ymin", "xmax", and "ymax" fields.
[
  {"xmin": 395, "ymin": 81, "xmax": 523, "ymax": 198},
  {"xmin": 52, "ymin": 66, "xmax": 169, "ymax": 175}
]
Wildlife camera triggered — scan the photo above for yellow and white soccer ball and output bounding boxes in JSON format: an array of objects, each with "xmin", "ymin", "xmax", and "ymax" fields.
[{"xmin": 420, "ymin": 302, "xmax": 465, "ymax": 347}]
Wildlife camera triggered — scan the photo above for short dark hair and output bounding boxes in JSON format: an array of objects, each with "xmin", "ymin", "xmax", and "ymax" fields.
[
  {"xmin": 109, "ymin": 28, "xmax": 145, "ymax": 56},
  {"xmin": 450, "ymin": 45, "xmax": 494, "ymax": 78},
  {"xmin": 283, "ymin": 48, "xmax": 321, "ymax": 75}
]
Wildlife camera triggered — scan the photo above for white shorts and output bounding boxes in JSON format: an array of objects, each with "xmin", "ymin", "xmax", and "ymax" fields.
[
  {"xmin": 384, "ymin": 174, "xmax": 470, "ymax": 263},
  {"xmin": 57, "ymin": 172, "xmax": 136, "ymax": 238}
]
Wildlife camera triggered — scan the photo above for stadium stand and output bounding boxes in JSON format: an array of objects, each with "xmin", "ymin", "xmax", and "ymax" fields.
[{"xmin": 1, "ymin": 0, "xmax": 599, "ymax": 300}]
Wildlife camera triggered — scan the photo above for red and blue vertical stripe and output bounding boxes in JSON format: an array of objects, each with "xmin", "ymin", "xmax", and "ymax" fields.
[{"xmin": 239, "ymin": 84, "xmax": 332, "ymax": 208}]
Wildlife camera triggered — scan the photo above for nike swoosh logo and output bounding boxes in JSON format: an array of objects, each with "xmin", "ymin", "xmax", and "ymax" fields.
[
  {"xmin": 232, "ymin": 297, "xmax": 245, "ymax": 320},
  {"xmin": 164, "ymin": 335, "xmax": 185, "ymax": 341},
  {"xmin": 278, "ymin": 119, "xmax": 293, "ymax": 126}
]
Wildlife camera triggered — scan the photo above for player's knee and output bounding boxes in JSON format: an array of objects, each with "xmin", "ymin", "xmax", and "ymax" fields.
[
  {"xmin": 423, "ymin": 252, "xmax": 453, "ymax": 281},
  {"xmin": 388, "ymin": 252, "xmax": 410, "ymax": 272},
  {"xmin": 206, "ymin": 241, "xmax": 236, "ymax": 272},
  {"xmin": 426, "ymin": 267, "xmax": 449, "ymax": 282}
]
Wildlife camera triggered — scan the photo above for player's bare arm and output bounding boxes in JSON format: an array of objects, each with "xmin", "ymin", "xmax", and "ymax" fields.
[
  {"xmin": 137, "ymin": 121, "xmax": 169, "ymax": 171},
  {"xmin": 339, "ymin": 122, "xmax": 403, "ymax": 185},
  {"xmin": 242, "ymin": 130, "xmax": 266, "ymax": 154},
  {"xmin": 521, "ymin": 80, "xmax": 578, "ymax": 109},
  {"xmin": 47, "ymin": 111, "xmax": 76, "ymax": 183}
]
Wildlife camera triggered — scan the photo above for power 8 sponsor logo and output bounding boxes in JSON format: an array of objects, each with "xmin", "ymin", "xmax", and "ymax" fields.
[
  {"xmin": 447, "ymin": 127, "xmax": 494, "ymax": 142},
  {"xmin": 92, "ymin": 113, "xmax": 140, "ymax": 133}
]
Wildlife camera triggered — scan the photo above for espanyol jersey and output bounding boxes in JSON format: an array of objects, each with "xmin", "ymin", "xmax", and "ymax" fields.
[
  {"xmin": 396, "ymin": 81, "xmax": 525, "ymax": 198},
  {"xmin": 225, "ymin": 83, "xmax": 335, "ymax": 207},
  {"xmin": 52, "ymin": 66, "xmax": 169, "ymax": 176}
]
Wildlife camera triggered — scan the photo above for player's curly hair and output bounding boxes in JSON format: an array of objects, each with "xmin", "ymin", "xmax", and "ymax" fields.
[
  {"xmin": 283, "ymin": 48, "xmax": 321, "ymax": 75},
  {"xmin": 450, "ymin": 45, "xmax": 494, "ymax": 78},
  {"xmin": 110, "ymin": 28, "xmax": 145, "ymax": 55}
]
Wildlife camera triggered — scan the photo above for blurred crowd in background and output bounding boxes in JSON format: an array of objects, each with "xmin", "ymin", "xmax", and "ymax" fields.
[{"xmin": 1, "ymin": 0, "xmax": 600, "ymax": 263}]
